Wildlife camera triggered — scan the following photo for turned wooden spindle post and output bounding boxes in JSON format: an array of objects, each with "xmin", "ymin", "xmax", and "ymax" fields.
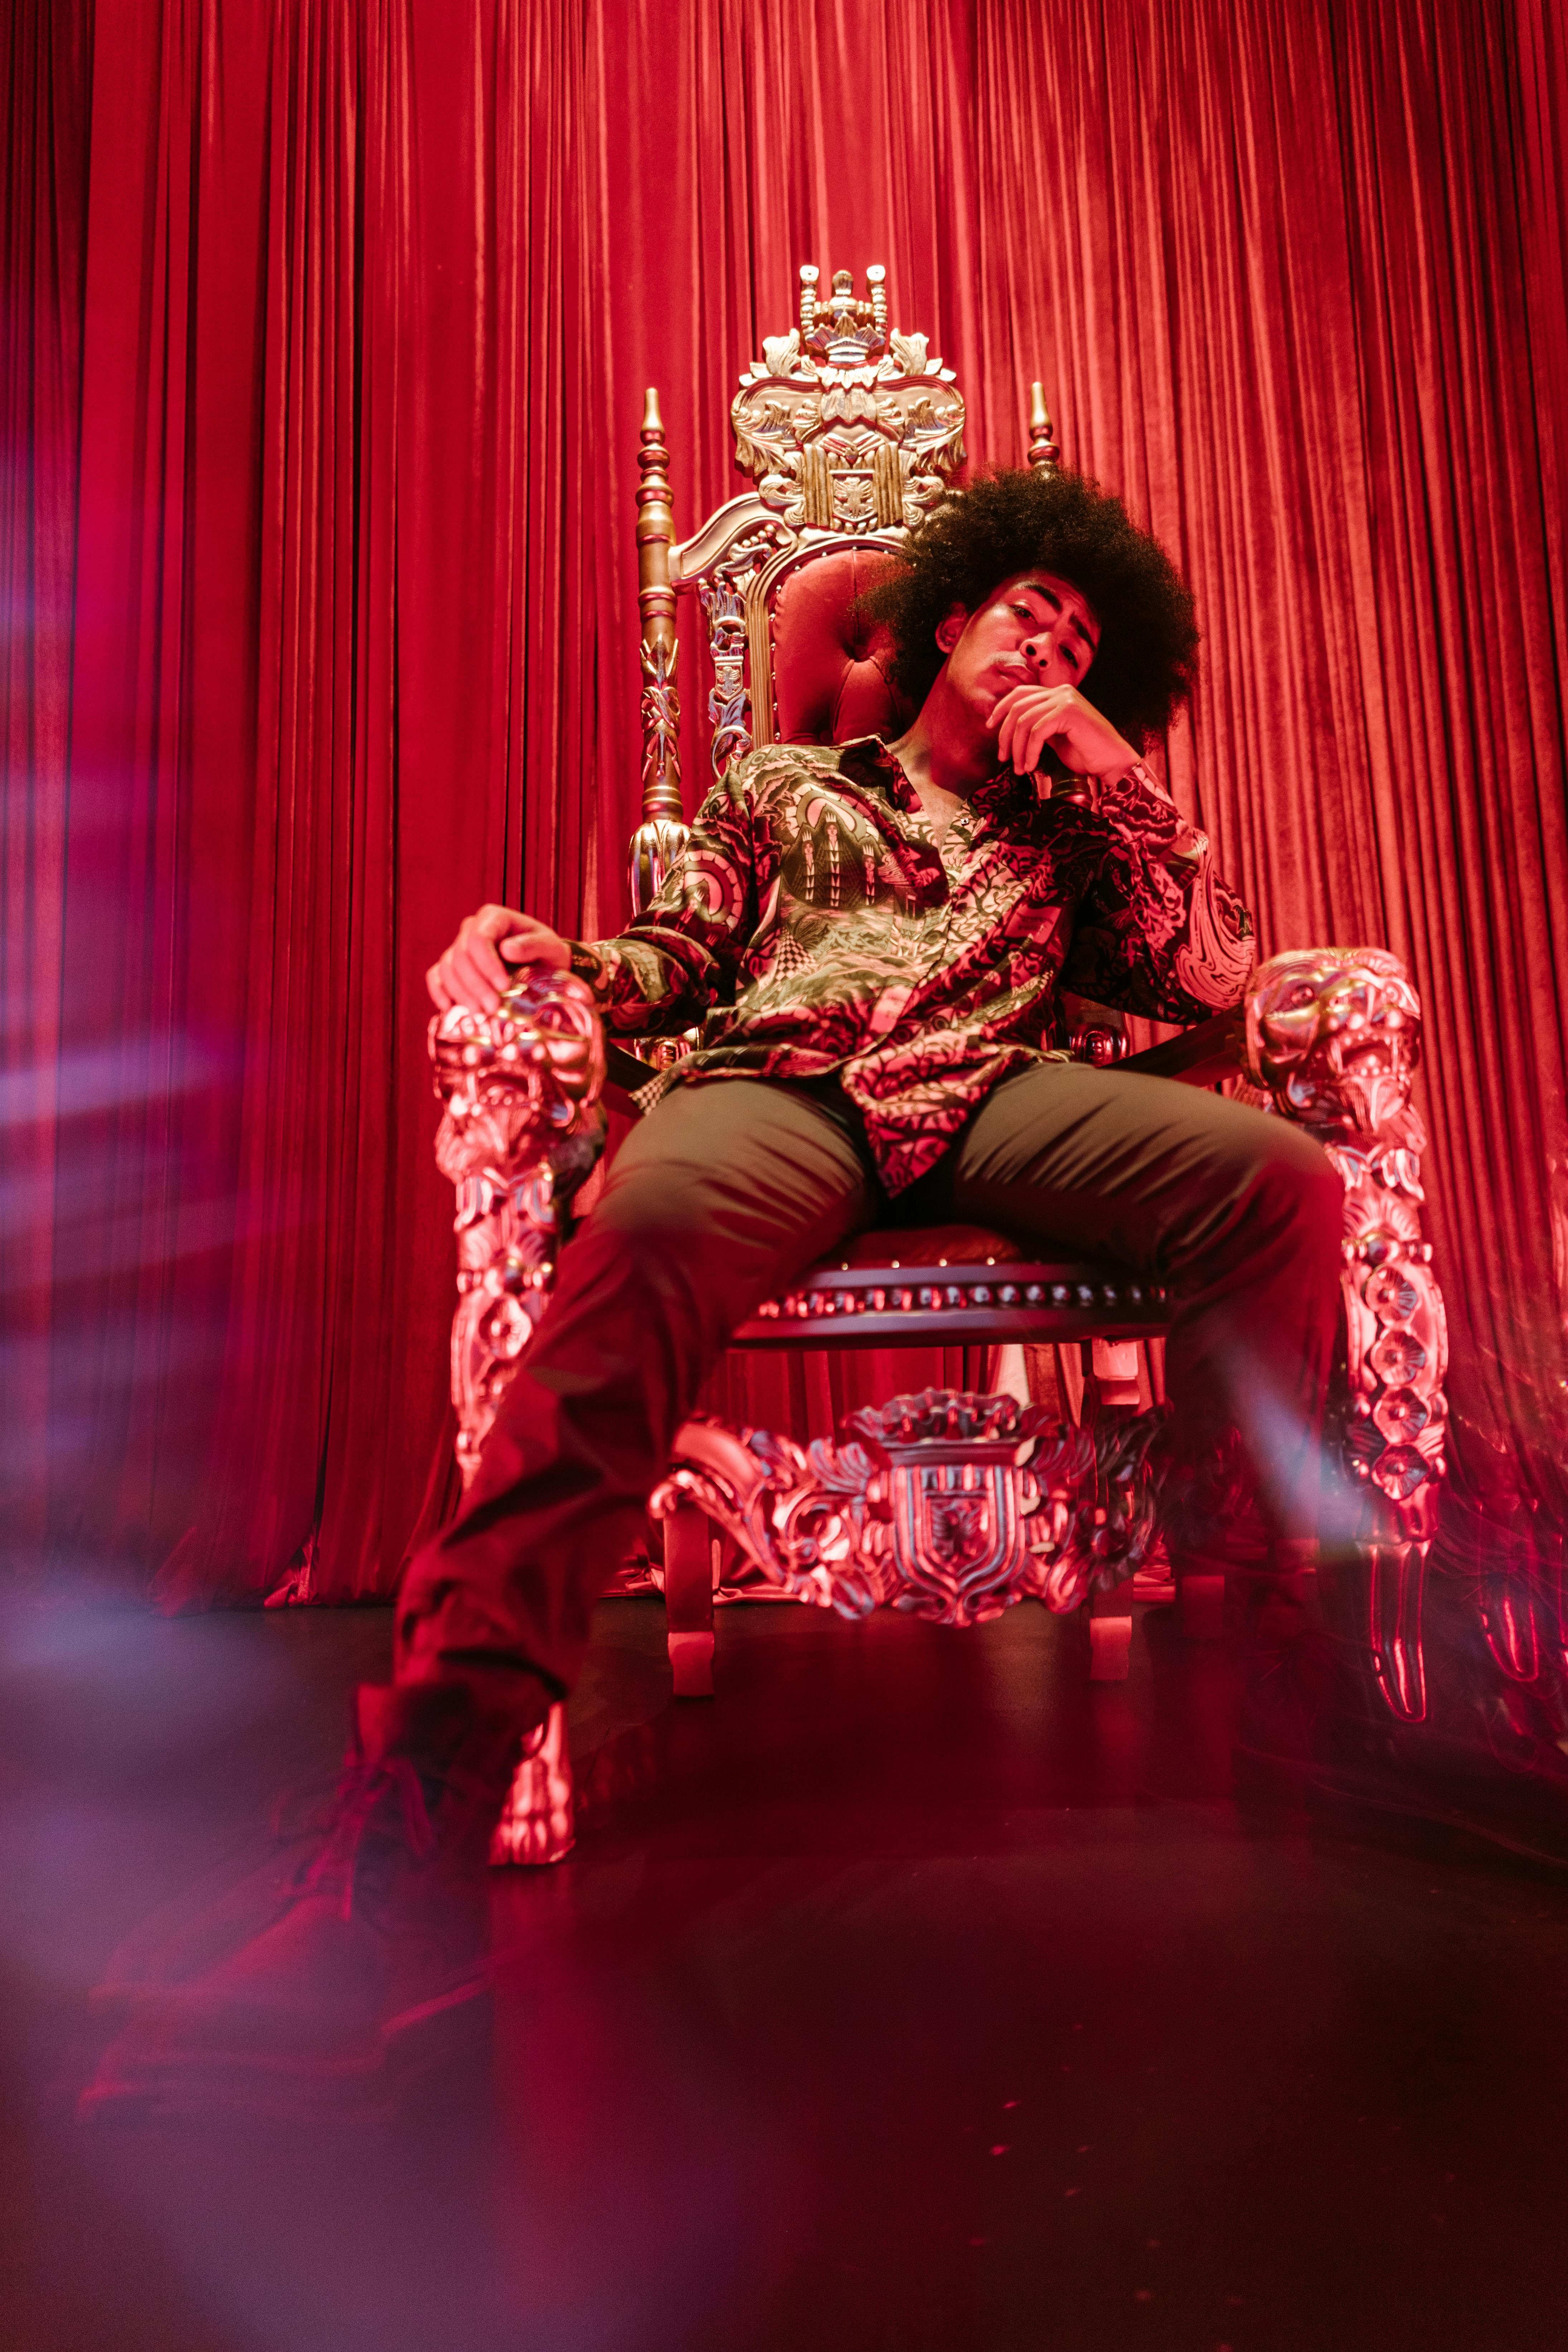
[
  {"xmin": 630, "ymin": 389, "xmax": 687, "ymax": 913},
  {"xmin": 866, "ymin": 261, "xmax": 887, "ymax": 340},
  {"xmin": 1027, "ymin": 381, "xmax": 1060, "ymax": 475}
]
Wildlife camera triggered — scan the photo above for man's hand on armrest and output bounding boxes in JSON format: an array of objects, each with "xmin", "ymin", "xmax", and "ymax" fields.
[{"xmin": 426, "ymin": 904, "xmax": 571, "ymax": 1016}]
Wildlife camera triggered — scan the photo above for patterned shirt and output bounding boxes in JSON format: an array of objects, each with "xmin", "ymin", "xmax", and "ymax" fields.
[{"xmin": 571, "ymin": 737, "xmax": 1253, "ymax": 1194}]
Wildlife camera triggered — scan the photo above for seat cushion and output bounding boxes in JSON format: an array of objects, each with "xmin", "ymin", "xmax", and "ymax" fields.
[
  {"xmin": 771, "ymin": 546, "xmax": 915, "ymax": 745},
  {"xmin": 728, "ymin": 1223, "xmax": 1171, "ymax": 1350}
]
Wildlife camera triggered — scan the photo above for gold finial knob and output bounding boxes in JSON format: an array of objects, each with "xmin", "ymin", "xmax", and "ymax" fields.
[{"xmin": 1027, "ymin": 382, "xmax": 1060, "ymax": 474}]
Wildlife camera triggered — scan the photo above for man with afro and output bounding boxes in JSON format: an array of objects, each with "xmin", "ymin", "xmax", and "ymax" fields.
[{"xmin": 91, "ymin": 467, "xmax": 1344, "ymax": 2115}]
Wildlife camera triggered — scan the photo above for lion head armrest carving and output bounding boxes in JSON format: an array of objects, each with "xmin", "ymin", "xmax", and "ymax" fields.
[
  {"xmin": 427, "ymin": 966, "xmax": 608, "ymax": 1864},
  {"xmin": 1245, "ymin": 944, "xmax": 1448, "ymax": 1534},
  {"xmin": 429, "ymin": 967, "xmax": 607, "ymax": 1483},
  {"xmin": 1243, "ymin": 945, "xmax": 1448, "ymax": 1716}
]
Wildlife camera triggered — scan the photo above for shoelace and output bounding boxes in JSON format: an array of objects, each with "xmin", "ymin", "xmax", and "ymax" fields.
[{"xmin": 299, "ymin": 1755, "xmax": 438, "ymax": 1922}]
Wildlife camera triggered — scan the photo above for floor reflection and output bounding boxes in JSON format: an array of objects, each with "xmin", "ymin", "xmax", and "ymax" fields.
[{"xmin": 5, "ymin": 1593, "xmax": 1568, "ymax": 2350}]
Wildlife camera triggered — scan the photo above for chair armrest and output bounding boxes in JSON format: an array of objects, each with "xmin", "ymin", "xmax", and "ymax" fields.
[
  {"xmin": 1118, "ymin": 1010, "xmax": 1244, "ymax": 1087},
  {"xmin": 1244, "ymin": 946, "xmax": 1448, "ymax": 1568},
  {"xmin": 604, "ymin": 1039, "xmax": 661, "ymax": 1117},
  {"xmin": 428, "ymin": 968, "xmax": 609, "ymax": 1480}
]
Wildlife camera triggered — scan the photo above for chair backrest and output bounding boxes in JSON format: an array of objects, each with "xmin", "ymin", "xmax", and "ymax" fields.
[
  {"xmin": 770, "ymin": 543, "xmax": 909, "ymax": 747},
  {"xmin": 628, "ymin": 265, "xmax": 1059, "ymax": 907}
]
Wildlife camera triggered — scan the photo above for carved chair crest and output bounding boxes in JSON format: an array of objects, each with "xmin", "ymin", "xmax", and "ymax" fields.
[
  {"xmin": 631, "ymin": 265, "xmax": 1060, "ymax": 907},
  {"xmin": 731, "ymin": 263, "xmax": 966, "ymax": 535}
]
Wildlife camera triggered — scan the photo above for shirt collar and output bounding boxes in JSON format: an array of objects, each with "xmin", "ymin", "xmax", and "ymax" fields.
[
  {"xmin": 835, "ymin": 735, "xmax": 920, "ymax": 811},
  {"xmin": 835, "ymin": 735, "xmax": 1035, "ymax": 824}
]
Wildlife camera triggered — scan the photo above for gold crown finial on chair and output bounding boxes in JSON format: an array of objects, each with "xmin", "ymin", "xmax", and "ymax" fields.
[
  {"xmin": 1027, "ymin": 381, "xmax": 1060, "ymax": 475},
  {"xmin": 731, "ymin": 264, "xmax": 966, "ymax": 535},
  {"xmin": 797, "ymin": 262, "xmax": 888, "ymax": 356}
]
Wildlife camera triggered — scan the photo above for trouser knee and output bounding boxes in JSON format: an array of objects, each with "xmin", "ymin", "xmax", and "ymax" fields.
[
  {"xmin": 1168, "ymin": 1116, "xmax": 1343, "ymax": 1319},
  {"xmin": 1249, "ymin": 1127, "xmax": 1344, "ymax": 1263},
  {"xmin": 557, "ymin": 1204, "xmax": 754, "ymax": 1361}
]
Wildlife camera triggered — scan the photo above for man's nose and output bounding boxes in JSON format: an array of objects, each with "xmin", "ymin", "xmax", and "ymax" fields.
[{"xmin": 1021, "ymin": 633, "xmax": 1052, "ymax": 674}]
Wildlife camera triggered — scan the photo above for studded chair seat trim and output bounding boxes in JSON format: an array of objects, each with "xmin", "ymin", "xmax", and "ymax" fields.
[{"xmin": 732, "ymin": 1222, "xmax": 1171, "ymax": 1349}]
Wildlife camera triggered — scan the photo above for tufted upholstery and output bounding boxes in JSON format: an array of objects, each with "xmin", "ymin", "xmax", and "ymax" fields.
[{"xmin": 770, "ymin": 545, "xmax": 915, "ymax": 747}]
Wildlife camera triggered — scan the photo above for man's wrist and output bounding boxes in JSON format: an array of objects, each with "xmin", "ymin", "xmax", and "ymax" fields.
[{"xmin": 1084, "ymin": 738, "xmax": 1142, "ymax": 781}]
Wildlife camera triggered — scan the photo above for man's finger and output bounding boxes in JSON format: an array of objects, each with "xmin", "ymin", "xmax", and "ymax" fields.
[
  {"xmin": 465, "ymin": 932, "xmax": 512, "ymax": 990},
  {"xmin": 500, "ymin": 933, "xmax": 562, "ymax": 965},
  {"xmin": 448, "ymin": 947, "xmax": 501, "ymax": 1013},
  {"xmin": 426, "ymin": 963, "xmax": 453, "ymax": 1012},
  {"xmin": 987, "ymin": 684, "xmax": 1031, "ymax": 733}
]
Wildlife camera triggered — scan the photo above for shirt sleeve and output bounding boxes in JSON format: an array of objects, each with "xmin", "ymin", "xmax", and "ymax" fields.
[
  {"xmin": 1057, "ymin": 759, "xmax": 1254, "ymax": 1021},
  {"xmin": 567, "ymin": 761, "xmax": 763, "ymax": 1038}
]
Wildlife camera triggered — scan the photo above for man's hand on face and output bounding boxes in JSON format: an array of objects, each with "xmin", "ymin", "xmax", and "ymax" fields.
[
  {"xmin": 426, "ymin": 905, "xmax": 571, "ymax": 1014},
  {"xmin": 988, "ymin": 682, "xmax": 1138, "ymax": 786}
]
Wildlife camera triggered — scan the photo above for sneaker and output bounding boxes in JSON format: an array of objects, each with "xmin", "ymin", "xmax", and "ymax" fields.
[{"xmin": 79, "ymin": 1683, "xmax": 530, "ymax": 2121}]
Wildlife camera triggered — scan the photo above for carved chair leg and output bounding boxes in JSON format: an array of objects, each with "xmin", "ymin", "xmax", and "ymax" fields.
[
  {"xmin": 1177, "ymin": 1571, "xmax": 1227, "ymax": 1643},
  {"xmin": 664, "ymin": 1497, "xmax": 716, "ymax": 1698},
  {"xmin": 490, "ymin": 1702, "xmax": 576, "ymax": 1866},
  {"xmin": 1364, "ymin": 1538, "xmax": 1429, "ymax": 1722},
  {"xmin": 1087, "ymin": 1584, "xmax": 1133, "ymax": 1682}
]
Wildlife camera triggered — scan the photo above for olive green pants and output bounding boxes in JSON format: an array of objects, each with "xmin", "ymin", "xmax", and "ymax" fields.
[{"xmin": 396, "ymin": 1063, "xmax": 1343, "ymax": 1717}]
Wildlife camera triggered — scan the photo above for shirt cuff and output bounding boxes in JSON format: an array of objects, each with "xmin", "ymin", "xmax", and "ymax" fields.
[
  {"xmin": 1096, "ymin": 760, "xmax": 1207, "ymax": 860},
  {"xmin": 568, "ymin": 940, "xmax": 616, "ymax": 1000}
]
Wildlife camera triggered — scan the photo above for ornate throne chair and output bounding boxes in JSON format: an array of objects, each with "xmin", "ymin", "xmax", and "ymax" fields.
[{"xmin": 429, "ymin": 267, "xmax": 1450, "ymax": 1864}]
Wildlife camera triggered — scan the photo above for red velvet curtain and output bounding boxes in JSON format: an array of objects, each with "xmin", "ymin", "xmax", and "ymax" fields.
[{"xmin": 4, "ymin": 0, "xmax": 1564, "ymax": 1604}]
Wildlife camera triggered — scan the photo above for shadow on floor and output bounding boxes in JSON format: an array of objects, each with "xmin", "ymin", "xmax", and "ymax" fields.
[{"xmin": 3, "ymin": 1593, "xmax": 1567, "ymax": 2352}]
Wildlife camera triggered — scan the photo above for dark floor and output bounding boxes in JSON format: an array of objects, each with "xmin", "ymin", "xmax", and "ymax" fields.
[{"xmin": 3, "ymin": 1591, "xmax": 1567, "ymax": 2352}]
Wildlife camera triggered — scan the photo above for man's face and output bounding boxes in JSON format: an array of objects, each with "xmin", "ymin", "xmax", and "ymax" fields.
[{"xmin": 935, "ymin": 569, "xmax": 1101, "ymax": 726}]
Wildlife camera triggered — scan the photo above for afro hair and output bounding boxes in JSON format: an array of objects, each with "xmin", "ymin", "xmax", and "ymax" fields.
[{"xmin": 860, "ymin": 466, "xmax": 1199, "ymax": 747}]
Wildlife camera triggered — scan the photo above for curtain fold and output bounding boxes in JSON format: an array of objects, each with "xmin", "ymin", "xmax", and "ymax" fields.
[
  {"xmin": 4, "ymin": 0, "xmax": 1564, "ymax": 1603},
  {"xmin": 1, "ymin": 0, "xmax": 93, "ymax": 1560}
]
